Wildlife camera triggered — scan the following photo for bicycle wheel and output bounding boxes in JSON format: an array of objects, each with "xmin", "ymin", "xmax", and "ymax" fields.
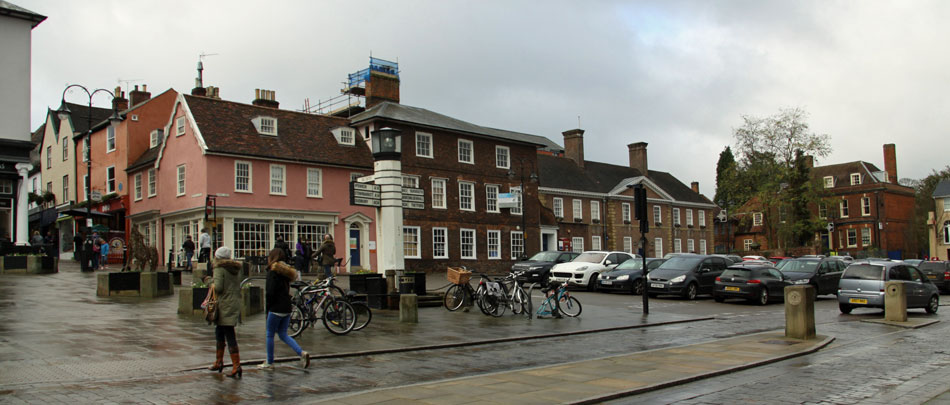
[
  {"xmin": 288, "ymin": 305, "xmax": 308, "ymax": 337},
  {"xmin": 443, "ymin": 284, "xmax": 467, "ymax": 311},
  {"xmin": 512, "ymin": 286, "xmax": 529, "ymax": 315},
  {"xmin": 558, "ymin": 295, "xmax": 582, "ymax": 317},
  {"xmin": 327, "ymin": 284, "xmax": 346, "ymax": 300},
  {"xmin": 350, "ymin": 301, "xmax": 372, "ymax": 331},
  {"xmin": 322, "ymin": 300, "xmax": 356, "ymax": 335},
  {"xmin": 475, "ymin": 284, "xmax": 493, "ymax": 315}
]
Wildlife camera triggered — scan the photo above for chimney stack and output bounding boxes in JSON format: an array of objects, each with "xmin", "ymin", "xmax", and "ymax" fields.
[
  {"xmin": 562, "ymin": 129, "xmax": 585, "ymax": 168},
  {"xmin": 252, "ymin": 89, "xmax": 280, "ymax": 109},
  {"xmin": 628, "ymin": 142, "xmax": 648, "ymax": 174},
  {"xmin": 129, "ymin": 84, "xmax": 152, "ymax": 107},
  {"xmin": 691, "ymin": 182, "xmax": 699, "ymax": 193},
  {"xmin": 883, "ymin": 144, "xmax": 897, "ymax": 183},
  {"xmin": 191, "ymin": 79, "xmax": 207, "ymax": 96},
  {"xmin": 112, "ymin": 86, "xmax": 129, "ymax": 111},
  {"xmin": 365, "ymin": 70, "xmax": 400, "ymax": 108}
]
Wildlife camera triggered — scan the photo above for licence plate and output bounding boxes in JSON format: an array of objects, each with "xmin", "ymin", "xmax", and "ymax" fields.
[
  {"xmin": 928, "ymin": 275, "xmax": 937, "ymax": 280},
  {"xmin": 651, "ymin": 283, "xmax": 664, "ymax": 289},
  {"xmin": 601, "ymin": 281, "xmax": 612, "ymax": 285},
  {"xmin": 849, "ymin": 298, "xmax": 868, "ymax": 304},
  {"xmin": 724, "ymin": 286, "xmax": 740, "ymax": 292}
]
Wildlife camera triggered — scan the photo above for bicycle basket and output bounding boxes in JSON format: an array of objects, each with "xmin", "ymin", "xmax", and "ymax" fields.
[{"xmin": 447, "ymin": 267, "xmax": 471, "ymax": 285}]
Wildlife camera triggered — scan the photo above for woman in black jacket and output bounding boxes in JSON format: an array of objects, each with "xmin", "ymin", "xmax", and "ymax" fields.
[{"xmin": 258, "ymin": 248, "xmax": 310, "ymax": 370}]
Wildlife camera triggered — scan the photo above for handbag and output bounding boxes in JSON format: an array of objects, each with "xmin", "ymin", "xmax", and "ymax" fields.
[{"xmin": 203, "ymin": 287, "xmax": 218, "ymax": 324}]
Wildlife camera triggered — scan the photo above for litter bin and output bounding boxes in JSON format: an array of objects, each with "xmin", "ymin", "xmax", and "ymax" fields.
[
  {"xmin": 366, "ymin": 277, "xmax": 388, "ymax": 309},
  {"xmin": 399, "ymin": 275, "xmax": 415, "ymax": 294}
]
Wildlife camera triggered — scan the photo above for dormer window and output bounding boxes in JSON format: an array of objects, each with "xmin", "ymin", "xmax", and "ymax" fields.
[
  {"xmin": 331, "ymin": 127, "xmax": 356, "ymax": 145},
  {"xmin": 823, "ymin": 176, "xmax": 834, "ymax": 188},
  {"xmin": 252, "ymin": 116, "xmax": 278, "ymax": 136},
  {"xmin": 850, "ymin": 173, "xmax": 861, "ymax": 185},
  {"xmin": 149, "ymin": 129, "xmax": 163, "ymax": 148}
]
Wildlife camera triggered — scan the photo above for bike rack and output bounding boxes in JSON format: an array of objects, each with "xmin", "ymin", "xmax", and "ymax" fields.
[{"xmin": 241, "ymin": 275, "xmax": 267, "ymax": 288}]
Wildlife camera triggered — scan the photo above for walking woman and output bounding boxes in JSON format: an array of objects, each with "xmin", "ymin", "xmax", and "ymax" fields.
[
  {"xmin": 208, "ymin": 246, "xmax": 244, "ymax": 378},
  {"xmin": 259, "ymin": 248, "xmax": 310, "ymax": 370},
  {"xmin": 314, "ymin": 234, "xmax": 336, "ymax": 279}
]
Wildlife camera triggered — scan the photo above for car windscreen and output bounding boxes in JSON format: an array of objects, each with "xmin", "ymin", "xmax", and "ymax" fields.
[
  {"xmin": 574, "ymin": 252, "xmax": 607, "ymax": 263},
  {"xmin": 842, "ymin": 264, "xmax": 885, "ymax": 280},
  {"xmin": 615, "ymin": 259, "xmax": 644, "ymax": 270},
  {"xmin": 657, "ymin": 256, "xmax": 703, "ymax": 270},
  {"xmin": 777, "ymin": 260, "xmax": 819, "ymax": 274},
  {"xmin": 528, "ymin": 252, "xmax": 561, "ymax": 262}
]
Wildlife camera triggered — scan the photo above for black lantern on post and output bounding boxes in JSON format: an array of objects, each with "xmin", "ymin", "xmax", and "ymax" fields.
[{"xmin": 371, "ymin": 127, "xmax": 402, "ymax": 160}]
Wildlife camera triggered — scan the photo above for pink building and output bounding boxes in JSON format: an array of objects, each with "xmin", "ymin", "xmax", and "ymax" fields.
[{"xmin": 126, "ymin": 89, "xmax": 377, "ymax": 272}]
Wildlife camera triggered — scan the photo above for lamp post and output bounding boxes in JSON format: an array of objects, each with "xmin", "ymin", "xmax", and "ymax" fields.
[
  {"xmin": 508, "ymin": 158, "xmax": 537, "ymax": 260},
  {"xmin": 56, "ymin": 85, "xmax": 121, "ymax": 271}
]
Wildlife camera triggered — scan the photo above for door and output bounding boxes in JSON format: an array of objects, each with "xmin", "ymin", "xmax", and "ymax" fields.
[
  {"xmin": 697, "ymin": 258, "xmax": 721, "ymax": 293},
  {"xmin": 906, "ymin": 267, "xmax": 928, "ymax": 307},
  {"xmin": 349, "ymin": 228, "xmax": 361, "ymax": 267}
]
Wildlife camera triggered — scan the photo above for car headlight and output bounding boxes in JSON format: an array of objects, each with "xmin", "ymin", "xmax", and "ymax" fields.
[
  {"xmin": 670, "ymin": 275, "xmax": 686, "ymax": 283},
  {"xmin": 528, "ymin": 266, "xmax": 542, "ymax": 270},
  {"xmin": 617, "ymin": 275, "xmax": 629, "ymax": 281},
  {"xmin": 576, "ymin": 266, "xmax": 588, "ymax": 272},
  {"xmin": 646, "ymin": 274, "xmax": 653, "ymax": 281},
  {"xmin": 792, "ymin": 279, "xmax": 809, "ymax": 285}
]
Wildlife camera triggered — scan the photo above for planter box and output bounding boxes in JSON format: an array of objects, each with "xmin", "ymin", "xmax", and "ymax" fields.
[
  {"xmin": 350, "ymin": 273, "xmax": 383, "ymax": 294},
  {"xmin": 1, "ymin": 256, "xmax": 56, "ymax": 274},
  {"xmin": 96, "ymin": 271, "xmax": 173, "ymax": 297},
  {"xmin": 168, "ymin": 270, "xmax": 182, "ymax": 285},
  {"xmin": 178, "ymin": 287, "xmax": 208, "ymax": 316}
]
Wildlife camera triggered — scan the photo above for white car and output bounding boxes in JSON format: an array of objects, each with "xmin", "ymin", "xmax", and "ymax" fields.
[{"xmin": 549, "ymin": 251, "xmax": 638, "ymax": 291}]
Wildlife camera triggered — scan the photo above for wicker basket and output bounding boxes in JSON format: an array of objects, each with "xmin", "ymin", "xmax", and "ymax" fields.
[{"xmin": 446, "ymin": 267, "xmax": 471, "ymax": 285}]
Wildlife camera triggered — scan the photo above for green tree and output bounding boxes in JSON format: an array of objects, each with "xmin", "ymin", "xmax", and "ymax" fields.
[{"xmin": 714, "ymin": 146, "xmax": 738, "ymax": 211}]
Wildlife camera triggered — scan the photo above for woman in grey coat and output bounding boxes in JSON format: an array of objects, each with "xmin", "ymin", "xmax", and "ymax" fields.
[{"xmin": 209, "ymin": 246, "xmax": 243, "ymax": 378}]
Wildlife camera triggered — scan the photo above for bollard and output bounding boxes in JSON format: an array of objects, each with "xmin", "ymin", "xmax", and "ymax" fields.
[
  {"xmin": 784, "ymin": 285, "xmax": 816, "ymax": 340},
  {"xmin": 884, "ymin": 281, "xmax": 907, "ymax": 322},
  {"xmin": 400, "ymin": 294, "xmax": 418, "ymax": 323}
]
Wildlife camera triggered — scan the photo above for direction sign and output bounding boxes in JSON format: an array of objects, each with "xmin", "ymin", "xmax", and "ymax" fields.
[
  {"xmin": 402, "ymin": 187, "xmax": 424, "ymax": 196},
  {"xmin": 402, "ymin": 194, "xmax": 425, "ymax": 203},
  {"xmin": 353, "ymin": 190, "xmax": 381, "ymax": 199},
  {"xmin": 353, "ymin": 182, "xmax": 381, "ymax": 192},
  {"xmin": 350, "ymin": 182, "xmax": 381, "ymax": 207},
  {"xmin": 356, "ymin": 174, "xmax": 376, "ymax": 183},
  {"xmin": 402, "ymin": 201, "xmax": 425, "ymax": 210},
  {"xmin": 353, "ymin": 197, "xmax": 381, "ymax": 207}
]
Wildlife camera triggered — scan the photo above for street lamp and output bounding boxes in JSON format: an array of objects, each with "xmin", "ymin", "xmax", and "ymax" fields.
[
  {"xmin": 56, "ymin": 85, "xmax": 122, "ymax": 271},
  {"xmin": 507, "ymin": 158, "xmax": 537, "ymax": 260}
]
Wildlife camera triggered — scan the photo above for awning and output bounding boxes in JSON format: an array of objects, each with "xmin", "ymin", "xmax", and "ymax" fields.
[{"xmin": 57, "ymin": 208, "xmax": 112, "ymax": 218}]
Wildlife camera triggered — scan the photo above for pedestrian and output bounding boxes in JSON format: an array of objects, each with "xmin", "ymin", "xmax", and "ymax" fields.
[
  {"xmin": 30, "ymin": 230, "xmax": 44, "ymax": 246},
  {"xmin": 294, "ymin": 236, "xmax": 309, "ymax": 277},
  {"xmin": 274, "ymin": 235, "xmax": 291, "ymax": 262},
  {"xmin": 182, "ymin": 235, "xmax": 196, "ymax": 271},
  {"xmin": 73, "ymin": 232, "xmax": 83, "ymax": 261},
  {"xmin": 198, "ymin": 228, "xmax": 212, "ymax": 263},
  {"xmin": 208, "ymin": 246, "xmax": 243, "ymax": 378},
  {"xmin": 99, "ymin": 239, "xmax": 110, "ymax": 270},
  {"xmin": 314, "ymin": 234, "xmax": 336, "ymax": 279},
  {"xmin": 258, "ymin": 248, "xmax": 310, "ymax": 371},
  {"xmin": 91, "ymin": 236, "xmax": 101, "ymax": 270}
]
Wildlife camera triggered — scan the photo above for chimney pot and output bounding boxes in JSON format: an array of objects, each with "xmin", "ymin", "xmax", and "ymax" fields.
[
  {"xmin": 628, "ymin": 142, "xmax": 649, "ymax": 175},
  {"xmin": 562, "ymin": 129, "xmax": 585, "ymax": 168},
  {"xmin": 252, "ymin": 88, "xmax": 279, "ymax": 109},
  {"xmin": 691, "ymin": 182, "xmax": 699, "ymax": 193}
]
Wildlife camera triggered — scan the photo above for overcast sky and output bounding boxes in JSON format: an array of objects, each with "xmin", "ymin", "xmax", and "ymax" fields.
[{"xmin": 22, "ymin": 0, "xmax": 949, "ymax": 197}]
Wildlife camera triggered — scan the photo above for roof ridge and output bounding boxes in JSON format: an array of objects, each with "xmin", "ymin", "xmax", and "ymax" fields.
[{"xmin": 183, "ymin": 94, "xmax": 349, "ymax": 122}]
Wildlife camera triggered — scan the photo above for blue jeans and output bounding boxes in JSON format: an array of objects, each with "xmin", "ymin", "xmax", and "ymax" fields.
[
  {"xmin": 265, "ymin": 312, "xmax": 302, "ymax": 364},
  {"xmin": 185, "ymin": 251, "xmax": 194, "ymax": 270},
  {"xmin": 323, "ymin": 264, "xmax": 332, "ymax": 278},
  {"xmin": 92, "ymin": 253, "xmax": 99, "ymax": 269}
]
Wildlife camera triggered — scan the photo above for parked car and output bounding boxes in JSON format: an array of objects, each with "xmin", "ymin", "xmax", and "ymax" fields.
[
  {"xmin": 646, "ymin": 254, "xmax": 730, "ymax": 300},
  {"xmin": 549, "ymin": 251, "xmax": 637, "ymax": 291},
  {"xmin": 511, "ymin": 251, "xmax": 581, "ymax": 286},
  {"xmin": 768, "ymin": 256, "xmax": 792, "ymax": 265},
  {"xmin": 713, "ymin": 254, "xmax": 743, "ymax": 264},
  {"xmin": 713, "ymin": 264, "xmax": 790, "ymax": 305},
  {"xmin": 837, "ymin": 261, "xmax": 940, "ymax": 314},
  {"xmin": 776, "ymin": 258, "xmax": 846, "ymax": 296},
  {"xmin": 917, "ymin": 261, "xmax": 950, "ymax": 293},
  {"xmin": 596, "ymin": 258, "xmax": 666, "ymax": 294},
  {"xmin": 903, "ymin": 259, "xmax": 924, "ymax": 267},
  {"xmin": 828, "ymin": 255, "xmax": 854, "ymax": 263},
  {"xmin": 742, "ymin": 255, "xmax": 768, "ymax": 261}
]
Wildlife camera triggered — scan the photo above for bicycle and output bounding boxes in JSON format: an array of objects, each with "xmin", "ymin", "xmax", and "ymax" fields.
[
  {"xmin": 528, "ymin": 280, "xmax": 582, "ymax": 318},
  {"xmin": 483, "ymin": 271, "xmax": 531, "ymax": 317},
  {"xmin": 443, "ymin": 267, "xmax": 494, "ymax": 315},
  {"xmin": 288, "ymin": 279, "xmax": 356, "ymax": 336},
  {"xmin": 320, "ymin": 276, "xmax": 371, "ymax": 331}
]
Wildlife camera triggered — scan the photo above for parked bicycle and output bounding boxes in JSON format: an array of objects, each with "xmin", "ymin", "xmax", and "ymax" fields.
[
  {"xmin": 527, "ymin": 280, "xmax": 582, "ymax": 318},
  {"xmin": 443, "ymin": 267, "xmax": 495, "ymax": 315},
  {"xmin": 482, "ymin": 270, "xmax": 530, "ymax": 317},
  {"xmin": 322, "ymin": 276, "xmax": 371, "ymax": 331},
  {"xmin": 288, "ymin": 278, "xmax": 356, "ymax": 336}
]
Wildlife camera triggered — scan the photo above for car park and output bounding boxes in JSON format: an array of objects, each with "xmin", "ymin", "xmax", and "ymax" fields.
[
  {"xmin": 828, "ymin": 255, "xmax": 854, "ymax": 264},
  {"xmin": 646, "ymin": 254, "xmax": 730, "ymax": 300},
  {"xmin": 713, "ymin": 254, "xmax": 743, "ymax": 264},
  {"xmin": 742, "ymin": 255, "xmax": 768, "ymax": 261},
  {"xmin": 768, "ymin": 256, "xmax": 791, "ymax": 265},
  {"xmin": 917, "ymin": 261, "xmax": 950, "ymax": 293},
  {"xmin": 596, "ymin": 258, "xmax": 666, "ymax": 294},
  {"xmin": 837, "ymin": 261, "xmax": 940, "ymax": 314},
  {"xmin": 713, "ymin": 264, "xmax": 789, "ymax": 305},
  {"xmin": 549, "ymin": 251, "xmax": 636, "ymax": 291},
  {"xmin": 777, "ymin": 257, "xmax": 845, "ymax": 296},
  {"xmin": 511, "ymin": 251, "xmax": 581, "ymax": 287}
]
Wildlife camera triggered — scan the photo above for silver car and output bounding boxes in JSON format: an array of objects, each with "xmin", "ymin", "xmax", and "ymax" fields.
[{"xmin": 837, "ymin": 261, "xmax": 939, "ymax": 314}]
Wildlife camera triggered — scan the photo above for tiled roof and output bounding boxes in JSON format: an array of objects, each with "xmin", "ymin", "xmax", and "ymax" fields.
[
  {"xmin": 934, "ymin": 179, "xmax": 950, "ymax": 198},
  {"xmin": 811, "ymin": 161, "xmax": 883, "ymax": 184},
  {"xmin": 184, "ymin": 95, "xmax": 374, "ymax": 168},
  {"xmin": 126, "ymin": 147, "xmax": 161, "ymax": 172},
  {"xmin": 537, "ymin": 154, "xmax": 712, "ymax": 205},
  {"xmin": 350, "ymin": 102, "xmax": 549, "ymax": 147}
]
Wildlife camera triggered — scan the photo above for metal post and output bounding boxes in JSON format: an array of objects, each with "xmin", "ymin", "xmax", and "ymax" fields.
[{"xmin": 641, "ymin": 236, "xmax": 649, "ymax": 314}]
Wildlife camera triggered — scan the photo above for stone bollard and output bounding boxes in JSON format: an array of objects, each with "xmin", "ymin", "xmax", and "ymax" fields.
[
  {"xmin": 884, "ymin": 281, "xmax": 908, "ymax": 322},
  {"xmin": 400, "ymin": 294, "xmax": 418, "ymax": 323},
  {"xmin": 784, "ymin": 285, "xmax": 816, "ymax": 340},
  {"xmin": 140, "ymin": 272, "xmax": 158, "ymax": 298},
  {"xmin": 96, "ymin": 273, "xmax": 110, "ymax": 297}
]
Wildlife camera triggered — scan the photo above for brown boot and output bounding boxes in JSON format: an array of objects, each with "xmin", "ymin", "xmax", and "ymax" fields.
[
  {"xmin": 209, "ymin": 342, "xmax": 225, "ymax": 372},
  {"xmin": 226, "ymin": 348, "xmax": 242, "ymax": 378}
]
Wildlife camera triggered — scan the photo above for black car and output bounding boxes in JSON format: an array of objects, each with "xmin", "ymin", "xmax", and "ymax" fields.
[
  {"xmin": 776, "ymin": 258, "xmax": 845, "ymax": 296},
  {"xmin": 713, "ymin": 264, "xmax": 789, "ymax": 305},
  {"xmin": 646, "ymin": 254, "xmax": 730, "ymax": 300},
  {"xmin": 511, "ymin": 251, "xmax": 580, "ymax": 286},
  {"xmin": 596, "ymin": 258, "xmax": 666, "ymax": 294},
  {"xmin": 918, "ymin": 261, "xmax": 950, "ymax": 293}
]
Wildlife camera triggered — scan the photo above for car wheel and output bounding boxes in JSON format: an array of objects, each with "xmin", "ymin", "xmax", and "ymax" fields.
[
  {"xmin": 926, "ymin": 295, "xmax": 939, "ymax": 314},
  {"xmin": 757, "ymin": 288, "xmax": 769, "ymax": 306},
  {"xmin": 632, "ymin": 279, "xmax": 644, "ymax": 295},
  {"xmin": 839, "ymin": 303, "xmax": 853, "ymax": 314},
  {"xmin": 683, "ymin": 283, "xmax": 698, "ymax": 300},
  {"xmin": 587, "ymin": 274, "xmax": 599, "ymax": 292}
]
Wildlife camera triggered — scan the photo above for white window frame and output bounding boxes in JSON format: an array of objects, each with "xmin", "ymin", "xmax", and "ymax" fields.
[
  {"xmin": 258, "ymin": 117, "xmax": 277, "ymax": 136},
  {"xmin": 270, "ymin": 164, "xmax": 286, "ymax": 195},
  {"xmin": 699, "ymin": 239, "xmax": 707, "ymax": 255},
  {"xmin": 458, "ymin": 139, "xmax": 474, "ymax": 164},
  {"xmin": 431, "ymin": 178, "xmax": 447, "ymax": 209},
  {"xmin": 572, "ymin": 199, "xmax": 582, "ymax": 221},
  {"xmin": 459, "ymin": 181, "xmax": 475, "ymax": 211},
  {"xmin": 133, "ymin": 173, "xmax": 142, "ymax": 201},
  {"xmin": 415, "ymin": 132, "xmax": 433, "ymax": 158},
  {"xmin": 62, "ymin": 140, "xmax": 68, "ymax": 161},
  {"xmin": 622, "ymin": 203, "xmax": 631, "ymax": 222},
  {"xmin": 861, "ymin": 228, "xmax": 871, "ymax": 246},
  {"xmin": 46, "ymin": 146, "xmax": 51, "ymax": 168},
  {"xmin": 403, "ymin": 227, "xmax": 421, "ymax": 259},
  {"xmin": 402, "ymin": 175, "xmax": 420, "ymax": 189},
  {"xmin": 234, "ymin": 161, "xmax": 252, "ymax": 193},
  {"xmin": 824, "ymin": 176, "xmax": 834, "ymax": 188},
  {"xmin": 150, "ymin": 130, "xmax": 160, "ymax": 148},
  {"xmin": 83, "ymin": 175, "xmax": 88, "ymax": 201},
  {"xmin": 62, "ymin": 175, "xmax": 68, "ymax": 201},
  {"xmin": 686, "ymin": 209, "xmax": 693, "ymax": 227},
  {"xmin": 673, "ymin": 208, "xmax": 681, "ymax": 226},
  {"xmin": 591, "ymin": 235, "xmax": 602, "ymax": 251},
  {"xmin": 487, "ymin": 230, "xmax": 501, "ymax": 260},
  {"xmin": 850, "ymin": 173, "xmax": 861, "ymax": 186},
  {"xmin": 176, "ymin": 116, "xmax": 186, "ymax": 136},
  {"xmin": 654, "ymin": 237, "xmax": 663, "ymax": 258},
  {"xmin": 460, "ymin": 228, "xmax": 476, "ymax": 259},
  {"xmin": 495, "ymin": 146, "xmax": 510, "ymax": 169},
  {"xmin": 840, "ymin": 200, "xmax": 849, "ymax": 218},
  {"xmin": 571, "ymin": 237, "xmax": 584, "ymax": 253},
  {"xmin": 486, "ymin": 184, "xmax": 499, "ymax": 213},
  {"xmin": 847, "ymin": 229, "xmax": 858, "ymax": 248},
  {"xmin": 511, "ymin": 231, "xmax": 524, "ymax": 260},
  {"xmin": 591, "ymin": 201, "xmax": 600, "ymax": 221},
  {"xmin": 339, "ymin": 128, "xmax": 354, "ymax": 145},
  {"xmin": 698, "ymin": 210, "xmax": 706, "ymax": 227},
  {"xmin": 148, "ymin": 168, "xmax": 156, "ymax": 197},
  {"xmin": 674, "ymin": 238, "xmax": 682, "ymax": 253},
  {"xmin": 510, "ymin": 186, "xmax": 523, "ymax": 215},
  {"xmin": 654, "ymin": 205, "xmax": 662, "ymax": 225},
  {"xmin": 176, "ymin": 164, "xmax": 186, "ymax": 196},
  {"xmin": 106, "ymin": 126, "xmax": 116, "ymax": 153},
  {"xmin": 106, "ymin": 166, "xmax": 116, "ymax": 193},
  {"xmin": 861, "ymin": 197, "xmax": 871, "ymax": 216},
  {"xmin": 553, "ymin": 197, "xmax": 563, "ymax": 218},
  {"xmin": 432, "ymin": 227, "xmax": 448, "ymax": 259},
  {"xmin": 687, "ymin": 239, "xmax": 695, "ymax": 253},
  {"xmin": 623, "ymin": 237, "xmax": 632, "ymax": 254},
  {"xmin": 944, "ymin": 199, "xmax": 950, "ymax": 212},
  {"xmin": 753, "ymin": 212, "xmax": 763, "ymax": 226},
  {"xmin": 307, "ymin": 168, "xmax": 322, "ymax": 198},
  {"xmin": 744, "ymin": 239, "xmax": 753, "ymax": 251}
]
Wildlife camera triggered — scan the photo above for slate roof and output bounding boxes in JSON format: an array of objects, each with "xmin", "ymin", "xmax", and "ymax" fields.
[
  {"xmin": 183, "ymin": 95, "xmax": 374, "ymax": 168},
  {"xmin": 0, "ymin": 1, "xmax": 46, "ymax": 27},
  {"xmin": 934, "ymin": 179, "xmax": 950, "ymax": 198},
  {"xmin": 61, "ymin": 102, "xmax": 115, "ymax": 137},
  {"xmin": 537, "ymin": 154, "xmax": 712, "ymax": 205},
  {"xmin": 811, "ymin": 161, "xmax": 884, "ymax": 184},
  {"xmin": 350, "ymin": 102, "xmax": 549, "ymax": 148},
  {"xmin": 126, "ymin": 146, "xmax": 161, "ymax": 172},
  {"xmin": 30, "ymin": 123, "xmax": 44, "ymax": 146}
]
